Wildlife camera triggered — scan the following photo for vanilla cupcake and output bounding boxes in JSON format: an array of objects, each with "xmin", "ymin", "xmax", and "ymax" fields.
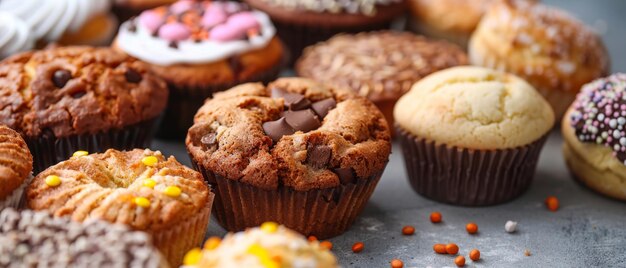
[
  {"xmin": 183, "ymin": 222, "xmax": 338, "ymax": 268},
  {"xmin": 395, "ymin": 66, "xmax": 554, "ymax": 205},
  {"xmin": 469, "ymin": 0, "xmax": 609, "ymax": 120},
  {"xmin": 563, "ymin": 74, "xmax": 626, "ymax": 201},
  {"xmin": 0, "ymin": 0, "xmax": 118, "ymax": 46}
]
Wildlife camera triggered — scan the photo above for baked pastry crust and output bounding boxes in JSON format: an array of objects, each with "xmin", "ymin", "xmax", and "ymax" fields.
[
  {"xmin": 409, "ymin": 0, "xmax": 492, "ymax": 37},
  {"xmin": 0, "ymin": 46, "xmax": 168, "ymax": 138},
  {"xmin": 0, "ymin": 125, "xmax": 32, "ymax": 199},
  {"xmin": 186, "ymin": 78, "xmax": 391, "ymax": 191},
  {"xmin": 469, "ymin": 0, "xmax": 609, "ymax": 119}
]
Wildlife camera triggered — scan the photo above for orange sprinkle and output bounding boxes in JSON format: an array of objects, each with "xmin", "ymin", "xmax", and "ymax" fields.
[
  {"xmin": 320, "ymin": 241, "xmax": 333, "ymax": 250},
  {"xmin": 466, "ymin": 222, "xmax": 478, "ymax": 234},
  {"xmin": 307, "ymin": 236, "xmax": 318, "ymax": 242},
  {"xmin": 390, "ymin": 259, "xmax": 403, "ymax": 268},
  {"xmin": 402, "ymin": 226, "xmax": 415, "ymax": 235},
  {"xmin": 545, "ymin": 196, "xmax": 559, "ymax": 212},
  {"xmin": 469, "ymin": 249, "xmax": 480, "ymax": 261},
  {"xmin": 430, "ymin": 212, "xmax": 442, "ymax": 223},
  {"xmin": 433, "ymin": 244, "xmax": 447, "ymax": 254},
  {"xmin": 446, "ymin": 243, "xmax": 459, "ymax": 255},
  {"xmin": 352, "ymin": 242, "xmax": 364, "ymax": 253},
  {"xmin": 455, "ymin": 256, "xmax": 466, "ymax": 267}
]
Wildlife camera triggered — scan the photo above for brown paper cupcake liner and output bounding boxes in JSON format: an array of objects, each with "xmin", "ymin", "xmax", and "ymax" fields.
[
  {"xmin": 280, "ymin": 21, "xmax": 394, "ymax": 67},
  {"xmin": 396, "ymin": 125, "xmax": 548, "ymax": 206},
  {"xmin": 157, "ymin": 56, "xmax": 286, "ymax": 139},
  {"xmin": 150, "ymin": 199, "xmax": 213, "ymax": 267},
  {"xmin": 191, "ymin": 159, "xmax": 384, "ymax": 239},
  {"xmin": 26, "ymin": 117, "xmax": 160, "ymax": 174},
  {"xmin": 0, "ymin": 175, "xmax": 31, "ymax": 210}
]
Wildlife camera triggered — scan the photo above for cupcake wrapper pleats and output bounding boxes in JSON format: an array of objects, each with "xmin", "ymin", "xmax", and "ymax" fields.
[{"xmin": 0, "ymin": 175, "xmax": 31, "ymax": 210}]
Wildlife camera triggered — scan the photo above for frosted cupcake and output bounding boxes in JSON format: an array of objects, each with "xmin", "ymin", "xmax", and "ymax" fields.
[
  {"xmin": 183, "ymin": 222, "xmax": 338, "ymax": 268},
  {"xmin": 0, "ymin": 0, "xmax": 118, "ymax": 46},
  {"xmin": 0, "ymin": 12, "xmax": 35, "ymax": 60},
  {"xmin": 115, "ymin": 0, "xmax": 285, "ymax": 138}
]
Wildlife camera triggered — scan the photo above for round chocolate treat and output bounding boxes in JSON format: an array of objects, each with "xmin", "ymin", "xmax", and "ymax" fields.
[
  {"xmin": 0, "ymin": 208, "xmax": 167, "ymax": 268},
  {"xmin": 186, "ymin": 77, "xmax": 391, "ymax": 238}
]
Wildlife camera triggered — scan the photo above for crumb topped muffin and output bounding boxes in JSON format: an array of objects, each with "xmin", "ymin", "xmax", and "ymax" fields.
[
  {"xmin": 0, "ymin": 125, "xmax": 32, "ymax": 210},
  {"xmin": 0, "ymin": 208, "xmax": 168, "ymax": 268},
  {"xmin": 187, "ymin": 77, "xmax": 391, "ymax": 238},
  {"xmin": 183, "ymin": 222, "xmax": 338, "ymax": 268},
  {"xmin": 0, "ymin": 46, "xmax": 168, "ymax": 172},
  {"xmin": 26, "ymin": 149, "xmax": 214, "ymax": 267}
]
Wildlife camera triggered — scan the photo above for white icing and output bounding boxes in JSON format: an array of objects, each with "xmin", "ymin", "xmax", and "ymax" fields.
[
  {"xmin": 0, "ymin": 0, "xmax": 111, "ymax": 42},
  {"xmin": 0, "ymin": 12, "xmax": 35, "ymax": 59},
  {"xmin": 116, "ymin": 11, "xmax": 276, "ymax": 66}
]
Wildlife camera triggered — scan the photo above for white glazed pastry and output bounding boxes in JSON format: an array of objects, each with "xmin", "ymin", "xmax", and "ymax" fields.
[{"xmin": 0, "ymin": 12, "xmax": 35, "ymax": 59}]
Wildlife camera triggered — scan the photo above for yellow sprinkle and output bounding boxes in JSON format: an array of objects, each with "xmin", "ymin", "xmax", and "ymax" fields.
[
  {"xmin": 44, "ymin": 175, "xmax": 61, "ymax": 187},
  {"xmin": 260, "ymin": 222, "xmax": 278, "ymax": 233},
  {"xmin": 134, "ymin": 197, "xmax": 151, "ymax": 208},
  {"xmin": 141, "ymin": 156, "xmax": 158, "ymax": 167},
  {"xmin": 163, "ymin": 186, "xmax": 182, "ymax": 197},
  {"xmin": 143, "ymin": 178, "xmax": 156, "ymax": 188},
  {"xmin": 247, "ymin": 244, "xmax": 279, "ymax": 268},
  {"xmin": 183, "ymin": 248, "xmax": 202, "ymax": 266},
  {"xmin": 72, "ymin": 150, "xmax": 88, "ymax": 157},
  {"xmin": 203, "ymin": 237, "xmax": 221, "ymax": 250}
]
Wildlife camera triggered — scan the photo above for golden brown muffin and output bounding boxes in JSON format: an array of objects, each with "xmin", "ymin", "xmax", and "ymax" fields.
[
  {"xmin": 562, "ymin": 74, "xmax": 626, "ymax": 201},
  {"xmin": 27, "ymin": 149, "xmax": 214, "ymax": 267},
  {"xmin": 469, "ymin": 0, "xmax": 609, "ymax": 120},
  {"xmin": 296, "ymin": 31, "xmax": 467, "ymax": 130},
  {"xmin": 0, "ymin": 125, "xmax": 32, "ymax": 209},
  {"xmin": 186, "ymin": 78, "xmax": 391, "ymax": 238},
  {"xmin": 0, "ymin": 46, "xmax": 168, "ymax": 173}
]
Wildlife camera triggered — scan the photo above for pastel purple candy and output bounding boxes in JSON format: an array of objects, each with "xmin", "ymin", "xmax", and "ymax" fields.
[
  {"xmin": 139, "ymin": 10, "xmax": 163, "ymax": 33},
  {"xmin": 171, "ymin": 0, "xmax": 195, "ymax": 14},
  {"xmin": 227, "ymin": 12, "xmax": 259, "ymax": 31},
  {"xmin": 202, "ymin": 6, "xmax": 228, "ymax": 28},
  {"xmin": 209, "ymin": 24, "xmax": 245, "ymax": 41},
  {"xmin": 159, "ymin": 22, "xmax": 191, "ymax": 41}
]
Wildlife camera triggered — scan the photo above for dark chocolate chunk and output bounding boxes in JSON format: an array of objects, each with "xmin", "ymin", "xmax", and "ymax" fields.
[
  {"xmin": 311, "ymin": 98, "xmax": 337, "ymax": 119},
  {"xmin": 52, "ymin": 69, "xmax": 71, "ymax": 88},
  {"xmin": 306, "ymin": 145, "xmax": 332, "ymax": 169},
  {"xmin": 71, "ymin": 90, "xmax": 86, "ymax": 99},
  {"xmin": 284, "ymin": 109, "xmax": 321, "ymax": 132},
  {"xmin": 128, "ymin": 21, "xmax": 137, "ymax": 33},
  {"xmin": 263, "ymin": 117, "xmax": 295, "ymax": 143},
  {"xmin": 201, "ymin": 133, "xmax": 217, "ymax": 147},
  {"xmin": 124, "ymin": 69, "xmax": 142, "ymax": 83},
  {"xmin": 271, "ymin": 88, "xmax": 311, "ymax": 111},
  {"xmin": 333, "ymin": 167, "xmax": 355, "ymax": 184}
]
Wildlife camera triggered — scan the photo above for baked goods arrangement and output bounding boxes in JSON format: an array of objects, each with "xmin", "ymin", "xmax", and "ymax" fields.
[{"xmin": 0, "ymin": 0, "xmax": 621, "ymax": 267}]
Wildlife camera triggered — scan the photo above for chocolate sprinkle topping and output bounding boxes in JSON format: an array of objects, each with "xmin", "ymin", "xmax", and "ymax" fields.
[{"xmin": 52, "ymin": 69, "xmax": 71, "ymax": 88}]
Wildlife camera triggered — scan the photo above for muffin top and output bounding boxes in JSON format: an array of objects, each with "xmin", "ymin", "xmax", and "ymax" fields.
[
  {"xmin": 568, "ymin": 74, "xmax": 626, "ymax": 165},
  {"xmin": 0, "ymin": 125, "xmax": 32, "ymax": 199},
  {"xmin": 254, "ymin": 0, "xmax": 403, "ymax": 15},
  {"xmin": 27, "ymin": 149, "xmax": 211, "ymax": 231},
  {"xmin": 0, "ymin": 46, "xmax": 168, "ymax": 138},
  {"xmin": 409, "ymin": 0, "xmax": 493, "ymax": 34},
  {"xmin": 469, "ymin": 0, "xmax": 609, "ymax": 93},
  {"xmin": 0, "ymin": 208, "xmax": 167, "ymax": 268},
  {"xmin": 297, "ymin": 31, "xmax": 468, "ymax": 102},
  {"xmin": 185, "ymin": 222, "xmax": 338, "ymax": 268},
  {"xmin": 116, "ymin": 0, "xmax": 277, "ymax": 66},
  {"xmin": 0, "ymin": 12, "xmax": 35, "ymax": 60},
  {"xmin": 0, "ymin": 0, "xmax": 111, "ymax": 43},
  {"xmin": 186, "ymin": 78, "xmax": 391, "ymax": 191},
  {"xmin": 394, "ymin": 66, "xmax": 554, "ymax": 149}
]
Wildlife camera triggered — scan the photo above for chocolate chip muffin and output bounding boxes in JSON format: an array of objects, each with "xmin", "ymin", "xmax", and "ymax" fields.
[
  {"xmin": 26, "ymin": 149, "xmax": 214, "ymax": 267},
  {"xmin": 0, "ymin": 46, "xmax": 168, "ymax": 173},
  {"xmin": 186, "ymin": 78, "xmax": 391, "ymax": 238},
  {"xmin": 0, "ymin": 208, "xmax": 168, "ymax": 268},
  {"xmin": 297, "ymin": 31, "xmax": 468, "ymax": 131},
  {"xmin": 0, "ymin": 125, "xmax": 32, "ymax": 210}
]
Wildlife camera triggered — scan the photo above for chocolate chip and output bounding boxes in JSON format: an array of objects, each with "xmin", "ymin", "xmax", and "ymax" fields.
[
  {"xmin": 334, "ymin": 167, "xmax": 355, "ymax": 184},
  {"xmin": 263, "ymin": 117, "xmax": 295, "ymax": 143},
  {"xmin": 306, "ymin": 145, "xmax": 332, "ymax": 169},
  {"xmin": 201, "ymin": 133, "xmax": 217, "ymax": 149},
  {"xmin": 271, "ymin": 88, "xmax": 311, "ymax": 111},
  {"xmin": 284, "ymin": 109, "xmax": 320, "ymax": 132},
  {"xmin": 52, "ymin": 69, "xmax": 72, "ymax": 88},
  {"xmin": 311, "ymin": 98, "xmax": 337, "ymax": 119},
  {"xmin": 169, "ymin": 41, "xmax": 179, "ymax": 49},
  {"xmin": 71, "ymin": 90, "xmax": 86, "ymax": 99},
  {"xmin": 128, "ymin": 21, "xmax": 137, "ymax": 33},
  {"xmin": 124, "ymin": 69, "xmax": 142, "ymax": 83}
]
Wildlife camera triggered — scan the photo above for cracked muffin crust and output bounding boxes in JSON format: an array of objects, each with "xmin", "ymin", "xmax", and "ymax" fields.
[
  {"xmin": 0, "ymin": 125, "xmax": 32, "ymax": 209},
  {"xmin": 27, "ymin": 148, "xmax": 214, "ymax": 266},
  {"xmin": 0, "ymin": 46, "xmax": 167, "ymax": 138},
  {"xmin": 186, "ymin": 78, "xmax": 391, "ymax": 191}
]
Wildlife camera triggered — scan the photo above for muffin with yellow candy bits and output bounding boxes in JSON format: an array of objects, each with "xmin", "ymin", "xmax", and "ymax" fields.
[
  {"xmin": 26, "ymin": 148, "xmax": 214, "ymax": 267},
  {"xmin": 183, "ymin": 222, "xmax": 338, "ymax": 268}
]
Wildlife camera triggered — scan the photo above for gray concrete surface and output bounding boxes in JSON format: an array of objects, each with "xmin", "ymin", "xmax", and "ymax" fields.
[{"xmin": 153, "ymin": 0, "xmax": 626, "ymax": 267}]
